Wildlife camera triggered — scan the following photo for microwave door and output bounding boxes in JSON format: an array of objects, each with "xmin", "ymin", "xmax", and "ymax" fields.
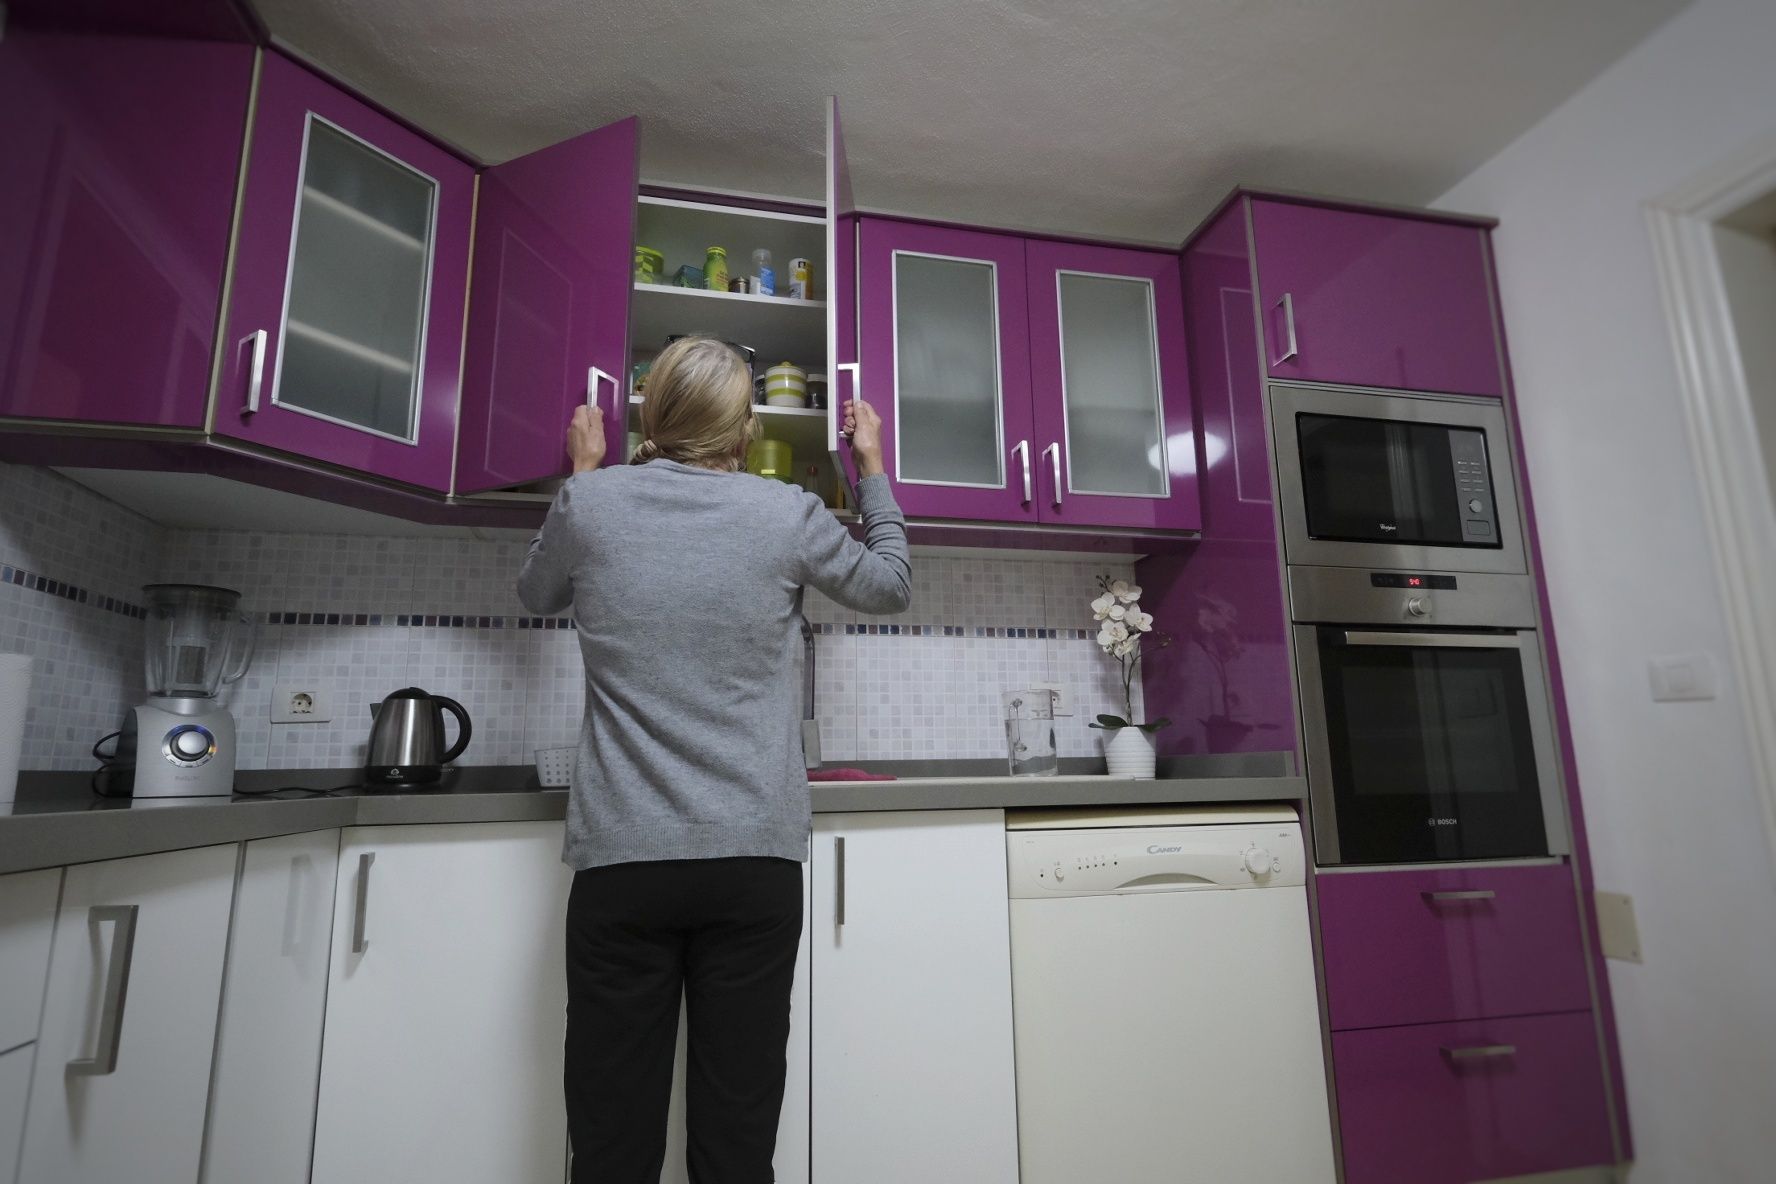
[{"xmin": 1299, "ymin": 626, "xmax": 1569, "ymax": 865}]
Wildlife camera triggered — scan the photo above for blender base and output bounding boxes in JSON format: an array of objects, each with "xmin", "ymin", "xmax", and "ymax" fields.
[{"xmin": 114, "ymin": 698, "xmax": 239, "ymax": 797}]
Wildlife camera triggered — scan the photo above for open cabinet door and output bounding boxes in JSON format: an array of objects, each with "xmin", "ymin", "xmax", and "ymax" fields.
[
  {"xmin": 455, "ymin": 116, "xmax": 638, "ymax": 493},
  {"xmin": 825, "ymin": 97, "xmax": 861, "ymax": 497}
]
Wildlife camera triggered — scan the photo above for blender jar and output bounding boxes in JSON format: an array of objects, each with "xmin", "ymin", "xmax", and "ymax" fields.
[
  {"xmin": 143, "ymin": 584, "xmax": 257, "ymax": 699},
  {"xmin": 1003, "ymin": 689, "xmax": 1059, "ymax": 777}
]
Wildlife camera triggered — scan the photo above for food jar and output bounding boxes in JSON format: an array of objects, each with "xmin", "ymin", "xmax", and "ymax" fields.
[
  {"xmin": 703, "ymin": 246, "xmax": 729, "ymax": 292},
  {"xmin": 763, "ymin": 362, "xmax": 808, "ymax": 407},
  {"xmin": 746, "ymin": 438, "xmax": 794, "ymax": 483},
  {"xmin": 633, "ymin": 246, "xmax": 664, "ymax": 284},
  {"xmin": 806, "ymin": 372, "xmax": 829, "ymax": 410}
]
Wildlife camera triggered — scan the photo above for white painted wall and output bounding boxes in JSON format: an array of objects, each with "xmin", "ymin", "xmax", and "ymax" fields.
[
  {"xmin": 1434, "ymin": 1, "xmax": 1776, "ymax": 1179},
  {"xmin": 1713, "ymin": 221, "xmax": 1776, "ymax": 502}
]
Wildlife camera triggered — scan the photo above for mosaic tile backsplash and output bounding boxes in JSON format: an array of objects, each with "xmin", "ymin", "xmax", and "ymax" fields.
[{"xmin": 2, "ymin": 462, "xmax": 1142, "ymax": 772}]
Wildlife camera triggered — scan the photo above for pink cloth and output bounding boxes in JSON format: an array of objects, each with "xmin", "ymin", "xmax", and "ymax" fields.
[{"xmin": 807, "ymin": 767, "xmax": 898, "ymax": 782}]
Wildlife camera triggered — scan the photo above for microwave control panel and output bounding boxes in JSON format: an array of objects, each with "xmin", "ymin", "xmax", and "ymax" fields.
[{"xmin": 1450, "ymin": 429, "xmax": 1498, "ymax": 544}]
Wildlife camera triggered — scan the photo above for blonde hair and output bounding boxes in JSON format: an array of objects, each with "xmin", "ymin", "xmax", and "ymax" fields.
[{"xmin": 630, "ymin": 337, "xmax": 757, "ymax": 470}]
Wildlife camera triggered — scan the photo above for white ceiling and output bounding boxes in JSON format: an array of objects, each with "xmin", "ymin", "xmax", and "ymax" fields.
[{"xmin": 251, "ymin": 0, "xmax": 1689, "ymax": 243}]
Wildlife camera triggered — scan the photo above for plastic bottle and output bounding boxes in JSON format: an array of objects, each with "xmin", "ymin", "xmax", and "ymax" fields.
[
  {"xmin": 751, "ymin": 248, "xmax": 775, "ymax": 297},
  {"xmin": 703, "ymin": 246, "xmax": 728, "ymax": 292}
]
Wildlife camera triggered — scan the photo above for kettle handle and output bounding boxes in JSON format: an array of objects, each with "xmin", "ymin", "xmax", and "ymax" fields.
[{"xmin": 434, "ymin": 695, "xmax": 472, "ymax": 764}]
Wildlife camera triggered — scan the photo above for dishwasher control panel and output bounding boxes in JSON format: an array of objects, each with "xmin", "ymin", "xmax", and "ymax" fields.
[{"xmin": 1007, "ymin": 823, "xmax": 1305, "ymax": 899}]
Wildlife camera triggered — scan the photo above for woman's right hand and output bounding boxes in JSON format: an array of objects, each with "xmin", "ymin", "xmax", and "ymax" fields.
[
  {"xmin": 843, "ymin": 398, "xmax": 884, "ymax": 479},
  {"xmin": 568, "ymin": 404, "xmax": 606, "ymax": 473}
]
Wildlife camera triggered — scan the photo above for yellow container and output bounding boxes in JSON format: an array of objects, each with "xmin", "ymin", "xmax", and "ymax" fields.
[{"xmin": 746, "ymin": 438, "xmax": 793, "ymax": 483}]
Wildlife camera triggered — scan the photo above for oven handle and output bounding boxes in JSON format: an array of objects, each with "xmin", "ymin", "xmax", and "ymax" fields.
[{"xmin": 1340, "ymin": 631, "xmax": 1523, "ymax": 649}]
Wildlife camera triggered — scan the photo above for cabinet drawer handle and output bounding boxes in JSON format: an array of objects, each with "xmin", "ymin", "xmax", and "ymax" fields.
[
  {"xmin": 241, "ymin": 329, "xmax": 268, "ymax": 415},
  {"xmin": 1011, "ymin": 440, "xmax": 1031, "ymax": 504},
  {"xmin": 834, "ymin": 836, "xmax": 846, "ymax": 927},
  {"xmin": 1270, "ymin": 293, "xmax": 1299, "ymax": 366},
  {"xmin": 1042, "ymin": 442, "xmax": 1063, "ymax": 507},
  {"xmin": 1441, "ymin": 1043, "xmax": 1517, "ymax": 1061},
  {"xmin": 587, "ymin": 366, "xmax": 616, "ymax": 413},
  {"xmin": 352, "ymin": 852, "xmax": 375, "ymax": 954},
  {"xmin": 68, "ymin": 904, "xmax": 140, "ymax": 1077},
  {"xmin": 1423, "ymin": 889, "xmax": 1497, "ymax": 902}
]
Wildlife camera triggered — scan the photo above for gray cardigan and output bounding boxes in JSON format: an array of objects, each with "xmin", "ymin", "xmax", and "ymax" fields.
[{"xmin": 517, "ymin": 462, "xmax": 910, "ymax": 869}]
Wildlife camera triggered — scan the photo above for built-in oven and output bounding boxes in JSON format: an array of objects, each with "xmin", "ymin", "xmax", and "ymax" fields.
[
  {"xmin": 1291, "ymin": 566, "xmax": 1569, "ymax": 865},
  {"xmin": 1271, "ymin": 384, "xmax": 1528, "ymax": 576}
]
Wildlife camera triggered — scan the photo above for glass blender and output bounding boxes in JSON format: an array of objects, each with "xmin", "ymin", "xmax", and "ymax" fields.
[{"xmin": 116, "ymin": 585, "xmax": 256, "ymax": 796}]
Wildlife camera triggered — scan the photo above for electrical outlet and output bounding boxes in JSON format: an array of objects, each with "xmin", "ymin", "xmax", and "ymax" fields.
[
  {"xmin": 1032, "ymin": 681, "xmax": 1071, "ymax": 716},
  {"xmin": 272, "ymin": 685, "xmax": 333, "ymax": 724}
]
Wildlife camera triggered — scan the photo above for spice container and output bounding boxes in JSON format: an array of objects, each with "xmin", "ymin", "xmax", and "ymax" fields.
[
  {"xmin": 703, "ymin": 246, "xmax": 728, "ymax": 292},
  {"xmin": 807, "ymin": 372, "xmax": 829, "ymax": 410},
  {"xmin": 789, "ymin": 257, "xmax": 813, "ymax": 300}
]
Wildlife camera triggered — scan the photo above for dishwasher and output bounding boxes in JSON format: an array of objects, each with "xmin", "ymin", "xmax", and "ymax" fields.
[{"xmin": 1007, "ymin": 805, "xmax": 1337, "ymax": 1182}]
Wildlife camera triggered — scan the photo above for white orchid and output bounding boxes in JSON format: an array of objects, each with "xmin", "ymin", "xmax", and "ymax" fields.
[{"xmin": 1089, "ymin": 573, "xmax": 1170, "ymax": 735}]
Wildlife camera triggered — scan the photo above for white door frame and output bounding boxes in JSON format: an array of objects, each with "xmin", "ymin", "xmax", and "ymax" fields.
[{"xmin": 1645, "ymin": 131, "xmax": 1776, "ymax": 867}]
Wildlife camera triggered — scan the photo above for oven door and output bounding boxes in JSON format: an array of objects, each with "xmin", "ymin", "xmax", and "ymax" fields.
[
  {"xmin": 1296, "ymin": 624, "xmax": 1569, "ymax": 865},
  {"xmin": 1271, "ymin": 384, "xmax": 1528, "ymax": 575}
]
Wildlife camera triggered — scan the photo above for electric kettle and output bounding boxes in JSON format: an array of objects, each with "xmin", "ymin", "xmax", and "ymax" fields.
[{"xmin": 366, "ymin": 688, "xmax": 472, "ymax": 784}]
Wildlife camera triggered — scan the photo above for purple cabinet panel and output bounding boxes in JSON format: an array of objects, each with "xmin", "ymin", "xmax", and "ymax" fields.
[
  {"xmin": 1317, "ymin": 863, "xmax": 1591, "ymax": 1031},
  {"xmin": 826, "ymin": 97, "xmax": 861, "ymax": 485},
  {"xmin": 858, "ymin": 219, "xmax": 1035, "ymax": 523},
  {"xmin": 1334, "ymin": 1011, "xmax": 1614, "ymax": 1183},
  {"xmin": 455, "ymin": 117, "xmax": 637, "ymax": 493},
  {"xmin": 1025, "ymin": 239, "xmax": 1199, "ymax": 531},
  {"xmin": 1139, "ymin": 202, "xmax": 1297, "ymax": 759},
  {"xmin": 216, "ymin": 52, "xmax": 472, "ymax": 492},
  {"xmin": 1251, "ymin": 198, "xmax": 1504, "ymax": 397},
  {"xmin": 0, "ymin": 33, "xmax": 252, "ymax": 428}
]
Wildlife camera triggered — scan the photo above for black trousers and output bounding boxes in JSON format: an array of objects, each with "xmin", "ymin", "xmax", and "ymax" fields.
[{"xmin": 565, "ymin": 857, "xmax": 803, "ymax": 1184}]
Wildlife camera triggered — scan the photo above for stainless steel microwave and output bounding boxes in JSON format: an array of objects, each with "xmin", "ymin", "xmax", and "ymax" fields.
[{"xmin": 1271, "ymin": 385, "xmax": 1528, "ymax": 576}]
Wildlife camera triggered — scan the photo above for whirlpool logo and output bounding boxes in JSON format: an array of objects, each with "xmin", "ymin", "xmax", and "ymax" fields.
[
  {"xmin": 1379, "ymin": 522, "xmax": 1399, "ymax": 533},
  {"xmin": 1427, "ymin": 817, "xmax": 1459, "ymax": 827},
  {"xmin": 1147, "ymin": 844, "xmax": 1183, "ymax": 854}
]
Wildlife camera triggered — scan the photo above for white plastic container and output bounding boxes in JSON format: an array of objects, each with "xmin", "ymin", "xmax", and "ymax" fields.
[
  {"xmin": 534, "ymin": 746, "xmax": 575, "ymax": 788},
  {"xmin": 0, "ymin": 654, "xmax": 29, "ymax": 803}
]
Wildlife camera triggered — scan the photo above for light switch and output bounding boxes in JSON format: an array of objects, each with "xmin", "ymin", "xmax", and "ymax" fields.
[
  {"xmin": 1594, "ymin": 891, "xmax": 1642, "ymax": 963},
  {"xmin": 1648, "ymin": 653, "xmax": 1718, "ymax": 702}
]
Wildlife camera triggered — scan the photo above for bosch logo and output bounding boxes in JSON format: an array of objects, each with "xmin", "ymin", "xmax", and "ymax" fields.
[
  {"xmin": 1427, "ymin": 817, "xmax": 1459, "ymax": 827},
  {"xmin": 1147, "ymin": 844, "xmax": 1182, "ymax": 854}
]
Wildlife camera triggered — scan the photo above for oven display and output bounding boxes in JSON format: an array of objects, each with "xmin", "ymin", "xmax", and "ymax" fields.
[{"xmin": 1370, "ymin": 573, "xmax": 1458, "ymax": 590}]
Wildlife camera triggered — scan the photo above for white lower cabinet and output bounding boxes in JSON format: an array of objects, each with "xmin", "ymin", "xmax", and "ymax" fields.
[
  {"xmin": 310, "ymin": 822, "xmax": 572, "ymax": 1184},
  {"xmin": 658, "ymin": 861, "xmax": 812, "ymax": 1184},
  {"xmin": 0, "ymin": 869, "xmax": 62, "ymax": 1054},
  {"xmin": 0, "ymin": 1045, "xmax": 33, "ymax": 1184},
  {"xmin": 18, "ymin": 843, "xmax": 239, "ymax": 1183},
  {"xmin": 201, "ymin": 829, "xmax": 342, "ymax": 1184},
  {"xmin": 810, "ymin": 810, "xmax": 1020, "ymax": 1184}
]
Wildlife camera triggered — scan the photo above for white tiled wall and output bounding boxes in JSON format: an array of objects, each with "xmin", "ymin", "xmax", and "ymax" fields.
[{"xmin": 2, "ymin": 461, "xmax": 1144, "ymax": 771}]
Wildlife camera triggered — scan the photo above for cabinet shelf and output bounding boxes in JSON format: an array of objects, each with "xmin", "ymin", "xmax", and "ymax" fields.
[
  {"xmin": 285, "ymin": 319, "xmax": 416, "ymax": 373},
  {"xmin": 630, "ymin": 282, "xmax": 827, "ymax": 375},
  {"xmin": 301, "ymin": 186, "xmax": 426, "ymax": 252},
  {"xmin": 627, "ymin": 394, "xmax": 831, "ymax": 462}
]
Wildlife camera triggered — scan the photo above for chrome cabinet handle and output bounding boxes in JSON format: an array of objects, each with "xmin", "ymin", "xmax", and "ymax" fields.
[
  {"xmin": 1341, "ymin": 631, "xmax": 1524, "ymax": 650},
  {"xmin": 1011, "ymin": 440, "xmax": 1031, "ymax": 504},
  {"xmin": 1042, "ymin": 442, "xmax": 1063, "ymax": 507},
  {"xmin": 1270, "ymin": 293, "xmax": 1299, "ymax": 366},
  {"xmin": 587, "ymin": 366, "xmax": 617, "ymax": 411},
  {"xmin": 830, "ymin": 362, "xmax": 862, "ymax": 445},
  {"xmin": 1424, "ymin": 889, "xmax": 1496, "ymax": 902},
  {"xmin": 834, "ymin": 836, "xmax": 846, "ymax": 927},
  {"xmin": 68, "ymin": 904, "xmax": 140, "ymax": 1076},
  {"xmin": 1441, "ymin": 1043, "xmax": 1517, "ymax": 1061},
  {"xmin": 241, "ymin": 329, "xmax": 268, "ymax": 415},
  {"xmin": 351, "ymin": 852, "xmax": 375, "ymax": 955}
]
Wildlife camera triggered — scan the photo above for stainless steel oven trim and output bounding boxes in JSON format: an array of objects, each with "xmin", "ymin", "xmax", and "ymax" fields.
[
  {"xmin": 1269, "ymin": 383, "xmax": 1529, "ymax": 575},
  {"xmin": 1294, "ymin": 622, "xmax": 1571, "ymax": 865}
]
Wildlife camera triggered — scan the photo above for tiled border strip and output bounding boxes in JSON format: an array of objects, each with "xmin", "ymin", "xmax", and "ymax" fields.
[
  {"xmin": 252, "ymin": 613, "xmax": 1089, "ymax": 639},
  {"xmin": 0, "ymin": 563, "xmax": 146, "ymax": 619}
]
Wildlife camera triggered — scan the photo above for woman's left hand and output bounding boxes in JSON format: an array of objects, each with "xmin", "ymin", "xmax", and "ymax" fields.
[{"xmin": 569, "ymin": 404, "xmax": 606, "ymax": 473}]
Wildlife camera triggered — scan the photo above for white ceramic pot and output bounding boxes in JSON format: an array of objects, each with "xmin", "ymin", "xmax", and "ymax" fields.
[{"xmin": 1104, "ymin": 726, "xmax": 1156, "ymax": 778}]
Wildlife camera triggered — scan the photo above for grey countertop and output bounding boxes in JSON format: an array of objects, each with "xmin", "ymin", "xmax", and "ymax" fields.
[{"xmin": 0, "ymin": 754, "xmax": 1302, "ymax": 876}]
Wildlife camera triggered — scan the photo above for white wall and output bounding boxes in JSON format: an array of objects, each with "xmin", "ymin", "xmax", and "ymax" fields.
[{"xmin": 1435, "ymin": 1, "xmax": 1776, "ymax": 1178}]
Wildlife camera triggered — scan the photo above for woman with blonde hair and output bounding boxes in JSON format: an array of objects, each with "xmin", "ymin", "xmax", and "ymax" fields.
[{"xmin": 518, "ymin": 334, "xmax": 909, "ymax": 1182}]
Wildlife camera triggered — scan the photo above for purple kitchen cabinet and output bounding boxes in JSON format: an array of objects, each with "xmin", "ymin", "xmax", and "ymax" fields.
[
  {"xmin": 0, "ymin": 32, "xmax": 253, "ymax": 428},
  {"xmin": 1139, "ymin": 202, "xmax": 1297, "ymax": 758},
  {"xmin": 216, "ymin": 51, "xmax": 473, "ymax": 492},
  {"xmin": 1250, "ymin": 198, "xmax": 1504, "ymax": 397},
  {"xmin": 858, "ymin": 219, "xmax": 1035, "ymax": 523},
  {"xmin": 1025, "ymin": 240, "xmax": 1199, "ymax": 532},
  {"xmin": 1316, "ymin": 863, "xmax": 1592, "ymax": 1031},
  {"xmin": 455, "ymin": 117, "xmax": 637, "ymax": 493},
  {"xmin": 1333, "ymin": 1011, "xmax": 1614, "ymax": 1183}
]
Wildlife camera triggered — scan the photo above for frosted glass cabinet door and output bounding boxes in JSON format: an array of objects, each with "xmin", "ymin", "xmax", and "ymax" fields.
[
  {"xmin": 1026, "ymin": 239, "xmax": 1200, "ymax": 531},
  {"xmin": 858, "ymin": 219, "xmax": 1035, "ymax": 522},
  {"xmin": 217, "ymin": 52, "xmax": 472, "ymax": 490}
]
